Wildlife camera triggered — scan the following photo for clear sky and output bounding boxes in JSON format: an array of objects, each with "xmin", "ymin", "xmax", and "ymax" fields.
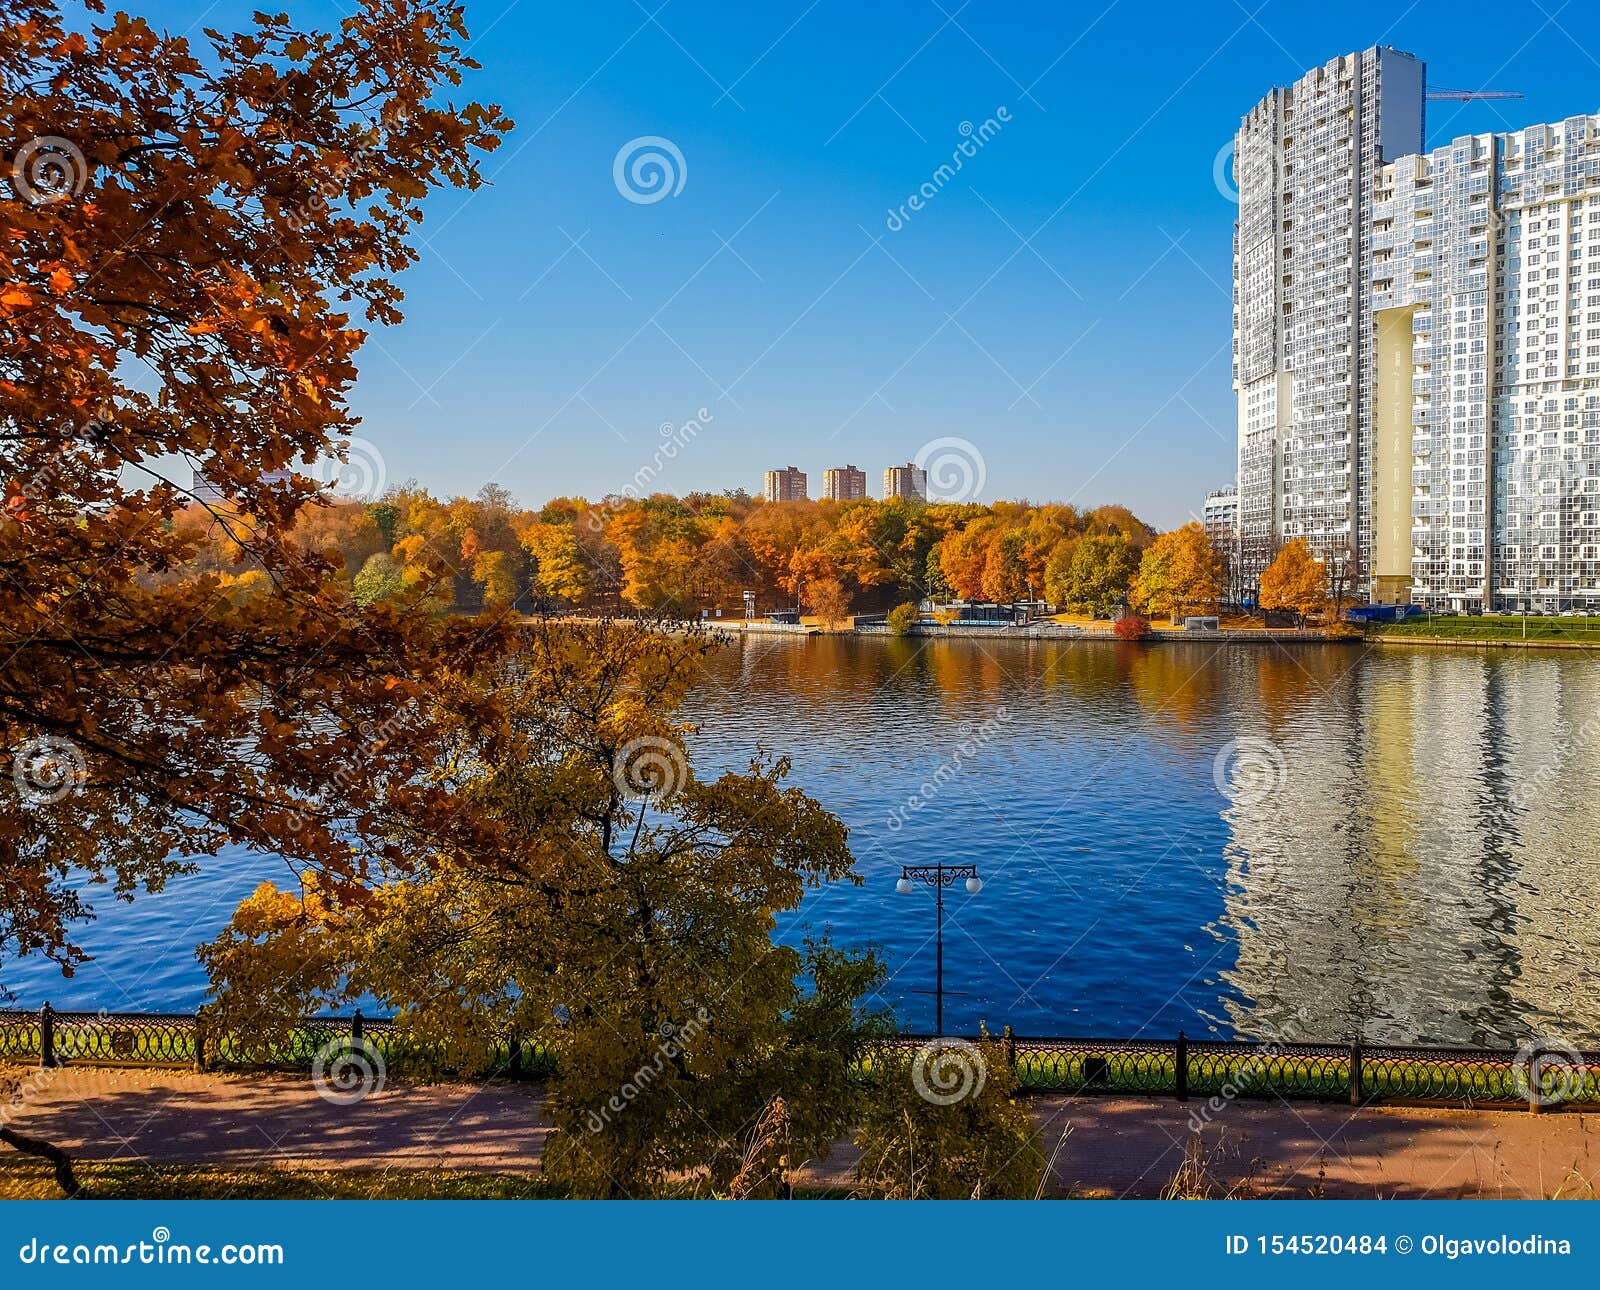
[{"xmin": 150, "ymin": 0, "xmax": 1598, "ymax": 527}]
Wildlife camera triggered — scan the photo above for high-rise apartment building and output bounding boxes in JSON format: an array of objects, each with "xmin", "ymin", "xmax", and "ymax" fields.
[
  {"xmin": 1233, "ymin": 47, "xmax": 1600, "ymax": 610},
  {"xmin": 822, "ymin": 465, "xmax": 868, "ymax": 501},
  {"xmin": 1233, "ymin": 47, "xmax": 1425, "ymax": 590},
  {"xmin": 1374, "ymin": 115, "xmax": 1600, "ymax": 610},
  {"xmin": 763, "ymin": 466, "xmax": 807, "ymax": 502},
  {"xmin": 882, "ymin": 463, "xmax": 927, "ymax": 501}
]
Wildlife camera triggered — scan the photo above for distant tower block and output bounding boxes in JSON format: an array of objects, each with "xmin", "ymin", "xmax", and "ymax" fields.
[
  {"xmin": 882, "ymin": 463, "xmax": 927, "ymax": 501},
  {"xmin": 763, "ymin": 466, "xmax": 807, "ymax": 502},
  {"xmin": 822, "ymin": 465, "xmax": 867, "ymax": 501}
]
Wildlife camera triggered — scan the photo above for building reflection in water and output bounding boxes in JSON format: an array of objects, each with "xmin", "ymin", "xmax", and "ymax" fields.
[{"xmin": 1219, "ymin": 648, "xmax": 1600, "ymax": 1045}]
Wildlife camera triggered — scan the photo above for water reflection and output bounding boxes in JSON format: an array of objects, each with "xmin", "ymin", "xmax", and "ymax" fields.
[
  {"xmin": 689, "ymin": 636, "xmax": 1600, "ymax": 1046},
  {"xmin": 8, "ymin": 634, "xmax": 1600, "ymax": 1047}
]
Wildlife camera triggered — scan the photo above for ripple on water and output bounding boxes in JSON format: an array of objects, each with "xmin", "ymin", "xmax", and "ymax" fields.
[{"xmin": 9, "ymin": 636, "xmax": 1600, "ymax": 1045}]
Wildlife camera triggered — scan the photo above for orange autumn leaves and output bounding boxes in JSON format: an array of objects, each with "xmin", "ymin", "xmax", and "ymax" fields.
[
  {"xmin": 192, "ymin": 487, "xmax": 1161, "ymax": 621},
  {"xmin": 1, "ymin": 0, "xmax": 511, "ymax": 985}
]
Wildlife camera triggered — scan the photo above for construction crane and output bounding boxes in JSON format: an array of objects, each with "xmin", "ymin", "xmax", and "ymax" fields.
[{"xmin": 1426, "ymin": 88, "xmax": 1525, "ymax": 102}]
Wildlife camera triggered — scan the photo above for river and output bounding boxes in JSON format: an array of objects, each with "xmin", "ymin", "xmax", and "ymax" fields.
[{"xmin": 9, "ymin": 635, "xmax": 1600, "ymax": 1047}]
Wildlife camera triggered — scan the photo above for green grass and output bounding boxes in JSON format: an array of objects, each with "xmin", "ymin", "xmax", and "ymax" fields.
[
  {"xmin": 1372, "ymin": 613, "xmax": 1600, "ymax": 643},
  {"xmin": 1010, "ymin": 1046, "xmax": 1599, "ymax": 1105},
  {"xmin": 0, "ymin": 1022, "xmax": 557, "ymax": 1080},
  {"xmin": 0, "ymin": 1160, "xmax": 569, "ymax": 1200}
]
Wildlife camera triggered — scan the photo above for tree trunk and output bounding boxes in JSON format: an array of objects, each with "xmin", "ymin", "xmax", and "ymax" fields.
[{"xmin": 0, "ymin": 1125, "xmax": 82, "ymax": 1197}]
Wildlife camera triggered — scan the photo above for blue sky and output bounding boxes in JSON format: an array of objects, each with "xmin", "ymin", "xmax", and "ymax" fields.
[{"xmin": 157, "ymin": 0, "xmax": 1598, "ymax": 526}]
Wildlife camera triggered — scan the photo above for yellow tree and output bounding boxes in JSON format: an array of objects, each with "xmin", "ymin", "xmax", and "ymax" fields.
[
  {"xmin": 202, "ymin": 622, "xmax": 888, "ymax": 1198},
  {"xmin": 1130, "ymin": 522, "xmax": 1221, "ymax": 621},
  {"xmin": 1259, "ymin": 537, "xmax": 1329, "ymax": 625},
  {"xmin": 518, "ymin": 518, "xmax": 590, "ymax": 603}
]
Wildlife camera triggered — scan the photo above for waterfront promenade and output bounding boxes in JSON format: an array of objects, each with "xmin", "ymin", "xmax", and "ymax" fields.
[{"xmin": 4, "ymin": 1067, "xmax": 1596, "ymax": 1198}]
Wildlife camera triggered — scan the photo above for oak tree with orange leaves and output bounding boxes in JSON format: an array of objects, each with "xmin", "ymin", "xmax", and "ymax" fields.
[
  {"xmin": 0, "ymin": 0, "xmax": 512, "ymax": 1182},
  {"xmin": 1258, "ymin": 537, "xmax": 1329, "ymax": 626}
]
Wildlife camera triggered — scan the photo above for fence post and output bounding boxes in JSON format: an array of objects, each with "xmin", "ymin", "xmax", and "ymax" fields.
[
  {"xmin": 1003, "ymin": 1025, "xmax": 1017, "ymax": 1075},
  {"xmin": 39, "ymin": 1002, "xmax": 55, "ymax": 1069},
  {"xmin": 507, "ymin": 1036, "xmax": 523, "ymax": 1078},
  {"xmin": 351, "ymin": 1008, "xmax": 364, "ymax": 1044},
  {"xmin": 1527, "ymin": 1042, "xmax": 1542, "ymax": 1115},
  {"xmin": 1348, "ymin": 1036, "xmax": 1364, "ymax": 1107},
  {"xmin": 193, "ymin": 1008, "xmax": 207, "ymax": 1072},
  {"xmin": 1175, "ymin": 1031, "xmax": 1189, "ymax": 1101}
]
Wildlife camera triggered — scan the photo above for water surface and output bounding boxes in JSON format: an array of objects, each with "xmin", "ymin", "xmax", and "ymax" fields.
[{"xmin": 10, "ymin": 635, "xmax": 1600, "ymax": 1047}]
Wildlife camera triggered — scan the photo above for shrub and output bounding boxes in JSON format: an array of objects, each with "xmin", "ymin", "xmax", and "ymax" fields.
[
  {"xmin": 886, "ymin": 602, "xmax": 920, "ymax": 636},
  {"xmin": 852, "ymin": 1037, "xmax": 1045, "ymax": 1199},
  {"xmin": 1113, "ymin": 613, "xmax": 1150, "ymax": 641}
]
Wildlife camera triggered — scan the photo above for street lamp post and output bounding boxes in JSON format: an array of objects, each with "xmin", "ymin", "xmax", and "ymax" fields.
[{"xmin": 895, "ymin": 862, "xmax": 982, "ymax": 1035}]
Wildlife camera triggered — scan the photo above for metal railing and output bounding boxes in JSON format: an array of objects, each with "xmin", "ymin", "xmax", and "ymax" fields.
[
  {"xmin": 3, "ymin": 1007, "xmax": 1596, "ymax": 1112},
  {"xmin": 882, "ymin": 1031, "xmax": 1600, "ymax": 1111},
  {"xmin": 0, "ymin": 1006, "xmax": 554, "ymax": 1079}
]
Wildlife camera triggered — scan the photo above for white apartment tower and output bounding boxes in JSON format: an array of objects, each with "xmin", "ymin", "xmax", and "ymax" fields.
[
  {"xmin": 1233, "ymin": 48, "xmax": 1426, "ymax": 593},
  {"xmin": 1234, "ymin": 47, "xmax": 1600, "ymax": 610},
  {"xmin": 1374, "ymin": 116, "xmax": 1600, "ymax": 611}
]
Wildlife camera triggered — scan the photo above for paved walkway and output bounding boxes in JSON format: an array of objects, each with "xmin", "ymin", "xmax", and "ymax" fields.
[{"xmin": 4, "ymin": 1066, "xmax": 1597, "ymax": 1197}]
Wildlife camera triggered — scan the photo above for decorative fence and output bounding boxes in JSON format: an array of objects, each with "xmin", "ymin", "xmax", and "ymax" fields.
[
  {"xmin": 0, "ymin": 1007, "xmax": 553, "ymax": 1080},
  {"xmin": 3, "ymin": 1007, "xmax": 1596, "ymax": 1112},
  {"xmin": 881, "ymin": 1033, "xmax": 1600, "ymax": 1111}
]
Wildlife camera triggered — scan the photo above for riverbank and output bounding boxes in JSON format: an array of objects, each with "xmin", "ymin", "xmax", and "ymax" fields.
[
  {"xmin": 1368, "ymin": 614, "xmax": 1600, "ymax": 651},
  {"xmin": 3, "ymin": 1066, "xmax": 1594, "ymax": 1199},
  {"xmin": 858, "ymin": 621, "xmax": 1354, "ymax": 643},
  {"xmin": 1370, "ymin": 634, "xmax": 1600, "ymax": 651}
]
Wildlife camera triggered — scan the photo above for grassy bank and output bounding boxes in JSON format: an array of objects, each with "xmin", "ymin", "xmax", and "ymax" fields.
[
  {"xmin": 0, "ymin": 1160, "xmax": 566, "ymax": 1200},
  {"xmin": 1370, "ymin": 614, "xmax": 1600, "ymax": 646},
  {"xmin": 0, "ymin": 1159, "xmax": 858, "ymax": 1201}
]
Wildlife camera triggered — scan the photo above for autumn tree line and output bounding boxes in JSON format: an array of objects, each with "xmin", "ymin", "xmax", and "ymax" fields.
[
  {"xmin": 181, "ymin": 484, "xmax": 1353, "ymax": 628},
  {"xmin": 175, "ymin": 486, "xmax": 1164, "ymax": 620}
]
